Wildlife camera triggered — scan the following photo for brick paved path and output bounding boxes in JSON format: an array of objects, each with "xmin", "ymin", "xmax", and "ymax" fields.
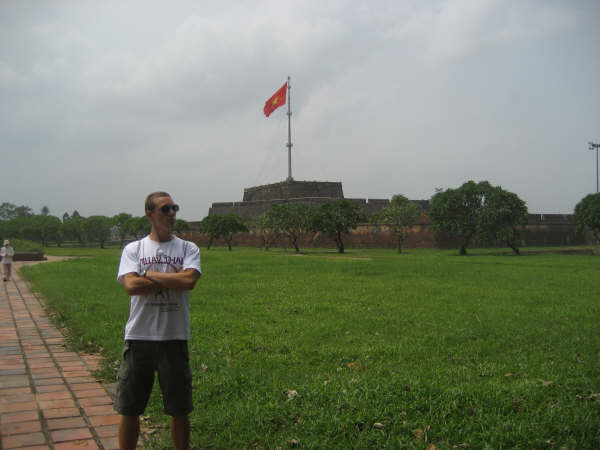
[{"xmin": 0, "ymin": 260, "xmax": 120, "ymax": 449}]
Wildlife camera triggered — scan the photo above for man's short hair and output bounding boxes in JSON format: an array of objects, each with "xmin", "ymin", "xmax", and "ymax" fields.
[{"xmin": 145, "ymin": 191, "xmax": 171, "ymax": 212}]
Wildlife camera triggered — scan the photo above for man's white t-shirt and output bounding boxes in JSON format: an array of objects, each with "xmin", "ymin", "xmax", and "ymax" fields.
[
  {"xmin": 1, "ymin": 246, "xmax": 14, "ymax": 264},
  {"xmin": 117, "ymin": 236, "xmax": 201, "ymax": 341}
]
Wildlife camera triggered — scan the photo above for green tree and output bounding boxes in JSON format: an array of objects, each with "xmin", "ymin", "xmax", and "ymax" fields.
[
  {"xmin": 85, "ymin": 215, "xmax": 113, "ymax": 248},
  {"xmin": 63, "ymin": 215, "xmax": 87, "ymax": 246},
  {"xmin": 478, "ymin": 187, "xmax": 528, "ymax": 255},
  {"xmin": 267, "ymin": 203, "xmax": 315, "ymax": 253},
  {"xmin": 174, "ymin": 219, "xmax": 191, "ymax": 235},
  {"xmin": 220, "ymin": 215, "xmax": 248, "ymax": 251},
  {"xmin": 430, "ymin": 181, "xmax": 485, "ymax": 255},
  {"xmin": 200, "ymin": 214, "xmax": 248, "ymax": 250},
  {"xmin": 0, "ymin": 202, "xmax": 16, "ymax": 220},
  {"xmin": 574, "ymin": 192, "xmax": 600, "ymax": 244},
  {"xmin": 0, "ymin": 217, "xmax": 21, "ymax": 239},
  {"xmin": 35, "ymin": 215, "xmax": 62, "ymax": 247},
  {"xmin": 0, "ymin": 202, "xmax": 33, "ymax": 220},
  {"xmin": 15, "ymin": 206, "xmax": 33, "ymax": 217},
  {"xmin": 430, "ymin": 180, "xmax": 527, "ymax": 255},
  {"xmin": 41, "ymin": 206, "xmax": 50, "ymax": 216},
  {"xmin": 130, "ymin": 216, "xmax": 151, "ymax": 239},
  {"xmin": 377, "ymin": 195, "xmax": 422, "ymax": 253},
  {"xmin": 55, "ymin": 222, "xmax": 65, "ymax": 247},
  {"xmin": 313, "ymin": 200, "xmax": 365, "ymax": 253},
  {"xmin": 112, "ymin": 213, "xmax": 133, "ymax": 248},
  {"xmin": 7, "ymin": 217, "xmax": 28, "ymax": 240},
  {"xmin": 200, "ymin": 215, "xmax": 220, "ymax": 249},
  {"xmin": 251, "ymin": 214, "xmax": 280, "ymax": 250}
]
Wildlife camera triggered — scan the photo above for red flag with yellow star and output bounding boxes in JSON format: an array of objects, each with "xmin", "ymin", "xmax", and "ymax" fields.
[{"xmin": 263, "ymin": 82, "xmax": 287, "ymax": 117}]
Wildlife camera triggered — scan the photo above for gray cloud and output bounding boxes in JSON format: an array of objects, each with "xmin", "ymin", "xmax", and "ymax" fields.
[{"xmin": 1, "ymin": 0, "xmax": 599, "ymax": 219}]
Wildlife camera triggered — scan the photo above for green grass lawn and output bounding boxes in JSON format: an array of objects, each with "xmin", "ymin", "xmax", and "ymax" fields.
[{"xmin": 21, "ymin": 246, "xmax": 600, "ymax": 449}]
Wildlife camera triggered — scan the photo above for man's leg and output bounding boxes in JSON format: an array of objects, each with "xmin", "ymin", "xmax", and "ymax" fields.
[
  {"xmin": 115, "ymin": 341, "xmax": 155, "ymax": 450},
  {"xmin": 119, "ymin": 415, "xmax": 140, "ymax": 450},
  {"xmin": 157, "ymin": 342, "xmax": 193, "ymax": 450},
  {"xmin": 171, "ymin": 415, "xmax": 190, "ymax": 450},
  {"xmin": 6, "ymin": 264, "xmax": 11, "ymax": 281}
]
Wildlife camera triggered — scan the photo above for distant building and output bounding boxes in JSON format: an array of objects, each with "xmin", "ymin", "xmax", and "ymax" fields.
[{"xmin": 208, "ymin": 179, "xmax": 428, "ymax": 220}]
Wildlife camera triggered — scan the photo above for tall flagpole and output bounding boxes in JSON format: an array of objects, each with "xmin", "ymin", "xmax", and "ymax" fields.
[{"xmin": 286, "ymin": 75, "xmax": 293, "ymax": 181}]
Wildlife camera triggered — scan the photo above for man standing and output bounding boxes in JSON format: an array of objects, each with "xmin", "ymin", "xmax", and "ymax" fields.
[
  {"xmin": 1, "ymin": 239, "xmax": 15, "ymax": 282},
  {"xmin": 116, "ymin": 192, "xmax": 201, "ymax": 450}
]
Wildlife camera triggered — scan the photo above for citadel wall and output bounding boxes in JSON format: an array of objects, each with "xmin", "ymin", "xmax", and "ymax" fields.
[
  {"xmin": 201, "ymin": 180, "xmax": 589, "ymax": 249},
  {"xmin": 187, "ymin": 213, "xmax": 589, "ymax": 250}
]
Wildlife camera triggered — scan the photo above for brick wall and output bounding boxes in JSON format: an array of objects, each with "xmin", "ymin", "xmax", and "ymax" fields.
[{"xmin": 184, "ymin": 214, "xmax": 590, "ymax": 250}]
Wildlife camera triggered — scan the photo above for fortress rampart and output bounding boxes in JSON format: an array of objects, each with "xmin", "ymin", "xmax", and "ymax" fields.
[
  {"xmin": 187, "ymin": 213, "xmax": 590, "ymax": 250},
  {"xmin": 243, "ymin": 180, "xmax": 344, "ymax": 202},
  {"xmin": 200, "ymin": 180, "xmax": 592, "ymax": 249},
  {"xmin": 208, "ymin": 179, "xmax": 431, "ymax": 220}
]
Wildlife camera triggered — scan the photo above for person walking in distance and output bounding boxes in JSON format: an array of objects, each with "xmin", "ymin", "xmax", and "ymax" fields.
[
  {"xmin": 115, "ymin": 192, "xmax": 201, "ymax": 450},
  {"xmin": 1, "ymin": 239, "xmax": 15, "ymax": 282}
]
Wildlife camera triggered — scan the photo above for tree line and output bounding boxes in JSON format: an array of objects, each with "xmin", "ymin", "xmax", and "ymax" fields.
[
  {"xmin": 0, "ymin": 203, "xmax": 189, "ymax": 248},
  {"xmin": 199, "ymin": 199, "xmax": 367, "ymax": 253},
  {"xmin": 199, "ymin": 196, "xmax": 424, "ymax": 254},
  {"xmin": 2, "ymin": 183, "xmax": 599, "ymax": 253}
]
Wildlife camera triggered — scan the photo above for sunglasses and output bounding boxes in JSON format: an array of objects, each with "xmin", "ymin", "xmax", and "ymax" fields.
[{"xmin": 159, "ymin": 204, "xmax": 179, "ymax": 214}]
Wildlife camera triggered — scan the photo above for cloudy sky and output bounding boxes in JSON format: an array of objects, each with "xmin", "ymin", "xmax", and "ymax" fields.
[{"xmin": 1, "ymin": 0, "xmax": 599, "ymax": 220}]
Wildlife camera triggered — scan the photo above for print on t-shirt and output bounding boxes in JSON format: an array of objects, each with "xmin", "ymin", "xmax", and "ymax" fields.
[{"xmin": 141, "ymin": 250, "xmax": 181, "ymax": 306}]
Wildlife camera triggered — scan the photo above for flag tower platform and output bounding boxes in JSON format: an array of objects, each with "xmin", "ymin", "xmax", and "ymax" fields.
[{"xmin": 208, "ymin": 179, "xmax": 347, "ymax": 220}]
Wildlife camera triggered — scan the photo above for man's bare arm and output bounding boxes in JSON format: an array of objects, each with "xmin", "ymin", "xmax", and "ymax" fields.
[
  {"xmin": 145, "ymin": 269, "xmax": 201, "ymax": 291},
  {"xmin": 122, "ymin": 273, "xmax": 162, "ymax": 296}
]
